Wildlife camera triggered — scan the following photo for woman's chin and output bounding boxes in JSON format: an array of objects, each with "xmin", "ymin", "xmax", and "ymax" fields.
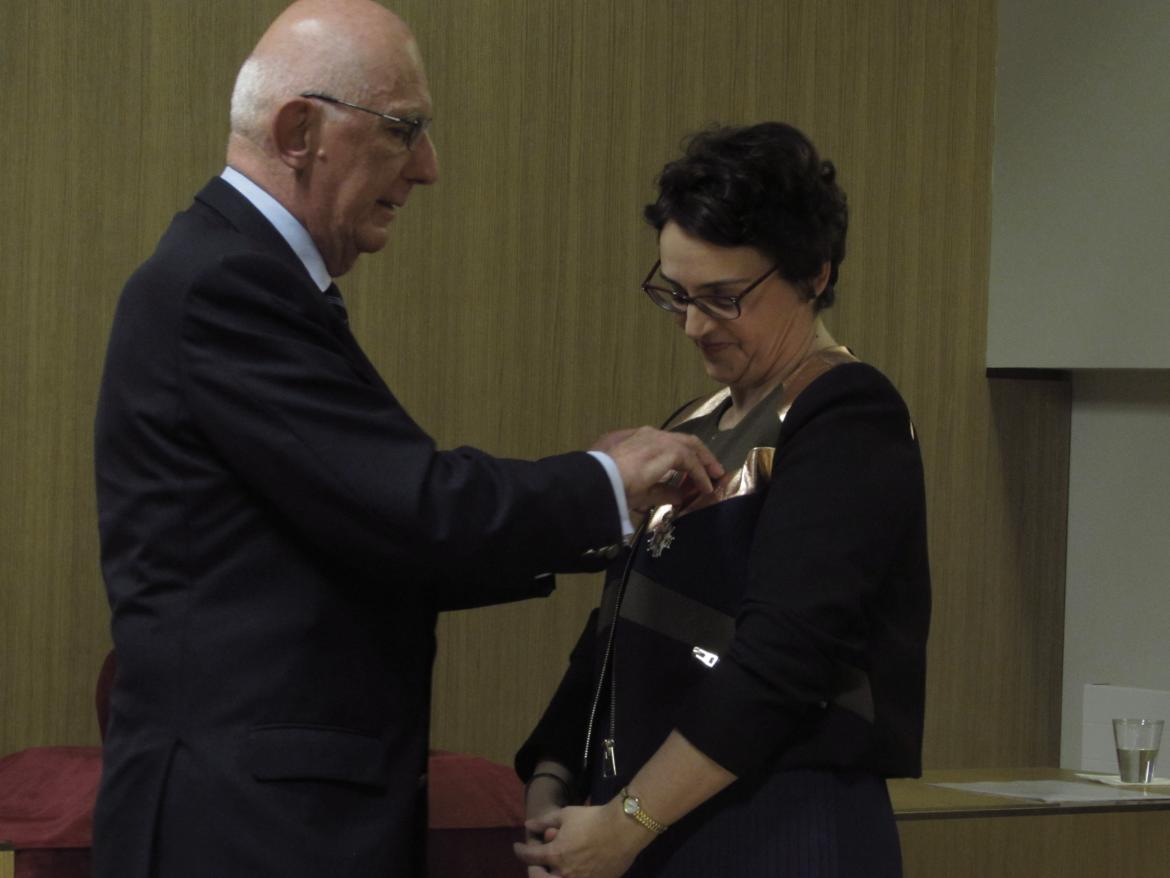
[{"xmin": 700, "ymin": 359, "xmax": 736, "ymax": 387}]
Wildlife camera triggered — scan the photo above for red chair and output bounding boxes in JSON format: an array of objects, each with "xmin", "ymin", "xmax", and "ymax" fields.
[
  {"xmin": 1, "ymin": 652, "xmax": 528, "ymax": 877},
  {"xmin": 0, "ymin": 746, "xmax": 101, "ymax": 878},
  {"xmin": 427, "ymin": 749, "xmax": 526, "ymax": 877},
  {"xmin": 0, "ymin": 649, "xmax": 112, "ymax": 877}
]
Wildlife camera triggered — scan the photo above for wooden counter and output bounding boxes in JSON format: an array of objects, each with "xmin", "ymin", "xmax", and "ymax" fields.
[{"xmin": 892, "ymin": 769, "xmax": 1170, "ymax": 877}]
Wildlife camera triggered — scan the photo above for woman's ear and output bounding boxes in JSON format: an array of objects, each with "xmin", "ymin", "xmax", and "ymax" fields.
[{"xmin": 811, "ymin": 260, "xmax": 831, "ymax": 298}]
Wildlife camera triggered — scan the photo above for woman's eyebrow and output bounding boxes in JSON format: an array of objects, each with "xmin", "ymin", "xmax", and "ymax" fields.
[{"xmin": 658, "ymin": 270, "xmax": 751, "ymax": 291}]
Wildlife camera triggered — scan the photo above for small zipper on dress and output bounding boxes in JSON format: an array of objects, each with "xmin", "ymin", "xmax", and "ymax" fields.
[
  {"xmin": 602, "ymin": 738, "xmax": 618, "ymax": 777},
  {"xmin": 692, "ymin": 647, "xmax": 720, "ymax": 667},
  {"xmin": 582, "ymin": 524, "xmax": 643, "ymax": 778}
]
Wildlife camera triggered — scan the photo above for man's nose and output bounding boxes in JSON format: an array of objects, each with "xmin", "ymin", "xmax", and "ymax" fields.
[{"xmin": 406, "ymin": 133, "xmax": 439, "ymax": 185}]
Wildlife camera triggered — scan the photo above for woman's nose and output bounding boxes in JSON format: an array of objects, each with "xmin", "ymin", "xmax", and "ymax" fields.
[{"xmin": 682, "ymin": 303, "xmax": 714, "ymax": 337}]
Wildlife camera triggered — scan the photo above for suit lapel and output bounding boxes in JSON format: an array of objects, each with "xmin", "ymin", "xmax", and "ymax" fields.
[{"xmin": 192, "ymin": 178, "xmax": 386, "ymax": 388}]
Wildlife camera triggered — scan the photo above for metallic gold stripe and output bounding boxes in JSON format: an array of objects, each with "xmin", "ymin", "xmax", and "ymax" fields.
[
  {"xmin": 672, "ymin": 446, "xmax": 773, "ymax": 517},
  {"xmin": 651, "ymin": 347, "xmax": 858, "ymax": 527},
  {"xmin": 776, "ymin": 346, "xmax": 858, "ymax": 423},
  {"xmin": 665, "ymin": 387, "xmax": 732, "ymax": 429},
  {"xmin": 664, "ymin": 344, "xmax": 856, "ymax": 430}
]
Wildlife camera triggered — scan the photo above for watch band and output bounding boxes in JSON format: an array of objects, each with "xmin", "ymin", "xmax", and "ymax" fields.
[{"xmin": 619, "ymin": 787, "xmax": 669, "ymax": 834}]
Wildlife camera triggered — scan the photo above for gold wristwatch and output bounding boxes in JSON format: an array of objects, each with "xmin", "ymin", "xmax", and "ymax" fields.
[{"xmin": 619, "ymin": 788, "xmax": 669, "ymax": 834}]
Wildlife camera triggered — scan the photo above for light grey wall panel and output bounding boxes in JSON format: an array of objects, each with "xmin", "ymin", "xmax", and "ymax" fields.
[{"xmin": 987, "ymin": 0, "xmax": 1170, "ymax": 368}]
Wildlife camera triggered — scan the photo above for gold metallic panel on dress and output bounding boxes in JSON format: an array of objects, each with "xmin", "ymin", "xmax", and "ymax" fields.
[{"xmin": 647, "ymin": 346, "xmax": 858, "ymax": 546}]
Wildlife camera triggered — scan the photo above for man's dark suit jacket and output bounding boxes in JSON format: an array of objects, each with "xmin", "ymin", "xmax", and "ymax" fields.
[{"xmin": 92, "ymin": 178, "xmax": 619, "ymax": 877}]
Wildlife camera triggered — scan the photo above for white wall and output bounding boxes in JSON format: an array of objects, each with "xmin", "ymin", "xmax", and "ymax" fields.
[
  {"xmin": 1060, "ymin": 371, "xmax": 1170, "ymax": 768},
  {"xmin": 988, "ymin": 0, "xmax": 1170, "ymax": 768},
  {"xmin": 987, "ymin": 0, "xmax": 1170, "ymax": 369}
]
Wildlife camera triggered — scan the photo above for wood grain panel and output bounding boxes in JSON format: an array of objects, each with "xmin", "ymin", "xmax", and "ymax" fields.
[
  {"xmin": 899, "ymin": 810, "xmax": 1170, "ymax": 878},
  {"xmin": 0, "ymin": 0, "xmax": 1070, "ymax": 781},
  {"xmin": 0, "ymin": 0, "xmax": 288, "ymax": 751}
]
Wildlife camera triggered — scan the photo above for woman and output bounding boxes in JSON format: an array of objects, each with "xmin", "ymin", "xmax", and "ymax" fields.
[{"xmin": 514, "ymin": 123, "xmax": 931, "ymax": 878}]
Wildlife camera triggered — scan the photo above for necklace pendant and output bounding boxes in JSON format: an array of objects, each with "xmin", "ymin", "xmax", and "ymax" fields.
[{"xmin": 646, "ymin": 519, "xmax": 676, "ymax": 558}]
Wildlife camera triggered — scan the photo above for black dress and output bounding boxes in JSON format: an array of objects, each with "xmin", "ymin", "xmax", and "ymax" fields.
[{"xmin": 517, "ymin": 349, "xmax": 932, "ymax": 876}]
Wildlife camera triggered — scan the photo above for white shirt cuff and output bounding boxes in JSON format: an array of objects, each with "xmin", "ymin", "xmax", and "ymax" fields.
[{"xmin": 587, "ymin": 450, "xmax": 634, "ymax": 540}]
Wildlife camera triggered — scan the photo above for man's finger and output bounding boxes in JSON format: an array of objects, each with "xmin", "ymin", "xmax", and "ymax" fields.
[
  {"xmin": 670, "ymin": 439, "xmax": 721, "ymax": 495},
  {"xmin": 682, "ymin": 433, "xmax": 724, "ymax": 480},
  {"xmin": 643, "ymin": 482, "xmax": 693, "ymax": 510}
]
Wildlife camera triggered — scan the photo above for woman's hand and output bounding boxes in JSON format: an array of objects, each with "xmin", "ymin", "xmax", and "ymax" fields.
[
  {"xmin": 524, "ymin": 774, "xmax": 571, "ymax": 844},
  {"xmin": 517, "ymin": 732, "xmax": 737, "ymax": 876},
  {"xmin": 514, "ymin": 796, "xmax": 651, "ymax": 878},
  {"xmin": 523, "ymin": 764, "xmax": 577, "ymax": 875}
]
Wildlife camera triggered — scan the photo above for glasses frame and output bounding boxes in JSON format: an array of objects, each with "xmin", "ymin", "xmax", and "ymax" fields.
[
  {"xmin": 300, "ymin": 92, "xmax": 431, "ymax": 151},
  {"xmin": 640, "ymin": 259, "xmax": 780, "ymax": 320}
]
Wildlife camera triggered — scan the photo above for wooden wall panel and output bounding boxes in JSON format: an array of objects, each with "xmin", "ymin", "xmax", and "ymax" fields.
[
  {"xmin": 1, "ymin": 0, "xmax": 1069, "ymax": 775},
  {"xmin": 0, "ymin": 0, "xmax": 290, "ymax": 750}
]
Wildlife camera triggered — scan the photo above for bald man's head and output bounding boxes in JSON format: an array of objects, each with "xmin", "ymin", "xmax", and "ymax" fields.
[
  {"xmin": 230, "ymin": 0, "xmax": 416, "ymax": 146},
  {"xmin": 225, "ymin": 0, "xmax": 438, "ymax": 276}
]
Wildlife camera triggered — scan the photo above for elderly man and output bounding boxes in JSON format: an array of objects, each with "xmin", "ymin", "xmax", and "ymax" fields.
[{"xmin": 91, "ymin": 2, "xmax": 719, "ymax": 876}]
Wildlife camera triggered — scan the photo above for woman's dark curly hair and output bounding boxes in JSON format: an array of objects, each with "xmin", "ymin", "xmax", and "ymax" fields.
[{"xmin": 644, "ymin": 122, "xmax": 848, "ymax": 311}]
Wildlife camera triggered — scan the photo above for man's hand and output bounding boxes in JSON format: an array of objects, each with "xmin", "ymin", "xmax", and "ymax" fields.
[
  {"xmin": 514, "ymin": 797, "xmax": 650, "ymax": 878},
  {"xmin": 601, "ymin": 427, "xmax": 723, "ymax": 513},
  {"xmin": 589, "ymin": 428, "xmax": 637, "ymax": 455}
]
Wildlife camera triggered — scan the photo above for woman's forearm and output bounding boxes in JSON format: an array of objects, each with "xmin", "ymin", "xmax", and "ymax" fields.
[
  {"xmin": 525, "ymin": 759, "xmax": 577, "ymax": 832},
  {"xmin": 618, "ymin": 729, "xmax": 736, "ymax": 829}
]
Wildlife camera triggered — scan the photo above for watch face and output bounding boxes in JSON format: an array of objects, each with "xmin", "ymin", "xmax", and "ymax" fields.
[{"xmin": 623, "ymin": 798, "xmax": 639, "ymax": 816}]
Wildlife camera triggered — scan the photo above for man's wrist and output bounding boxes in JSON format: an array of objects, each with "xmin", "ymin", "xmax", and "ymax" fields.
[{"xmin": 586, "ymin": 450, "xmax": 634, "ymax": 539}]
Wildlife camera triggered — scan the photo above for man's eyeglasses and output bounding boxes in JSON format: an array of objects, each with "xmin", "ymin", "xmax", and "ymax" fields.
[
  {"xmin": 641, "ymin": 260, "xmax": 779, "ymax": 320},
  {"xmin": 301, "ymin": 92, "xmax": 431, "ymax": 151}
]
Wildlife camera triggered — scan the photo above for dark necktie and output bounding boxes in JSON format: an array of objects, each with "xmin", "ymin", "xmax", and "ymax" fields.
[{"xmin": 323, "ymin": 283, "xmax": 348, "ymax": 323}]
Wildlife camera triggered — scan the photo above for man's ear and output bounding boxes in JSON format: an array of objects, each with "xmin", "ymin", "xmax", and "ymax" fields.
[{"xmin": 271, "ymin": 99, "xmax": 316, "ymax": 170}]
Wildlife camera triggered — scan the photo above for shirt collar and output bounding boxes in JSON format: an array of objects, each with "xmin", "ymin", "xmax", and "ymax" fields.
[{"xmin": 219, "ymin": 166, "xmax": 332, "ymax": 292}]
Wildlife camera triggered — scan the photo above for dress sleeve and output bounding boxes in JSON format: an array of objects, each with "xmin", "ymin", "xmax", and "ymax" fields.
[
  {"xmin": 514, "ymin": 608, "xmax": 600, "ymax": 788},
  {"xmin": 675, "ymin": 366, "xmax": 925, "ymax": 777}
]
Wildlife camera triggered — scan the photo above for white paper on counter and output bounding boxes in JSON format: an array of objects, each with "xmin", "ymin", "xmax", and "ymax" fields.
[
  {"xmin": 1075, "ymin": 772, "xmax": 1170, "ymax": 788},
  {"xmin": 929, "ymin": 780, "xmax": 1170, "ymax": 804}
]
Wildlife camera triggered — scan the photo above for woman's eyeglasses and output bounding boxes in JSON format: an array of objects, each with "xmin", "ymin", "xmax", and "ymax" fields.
[{"xmin": 640, "ymin": 260, "xmax": 779, "ymax": 320}]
